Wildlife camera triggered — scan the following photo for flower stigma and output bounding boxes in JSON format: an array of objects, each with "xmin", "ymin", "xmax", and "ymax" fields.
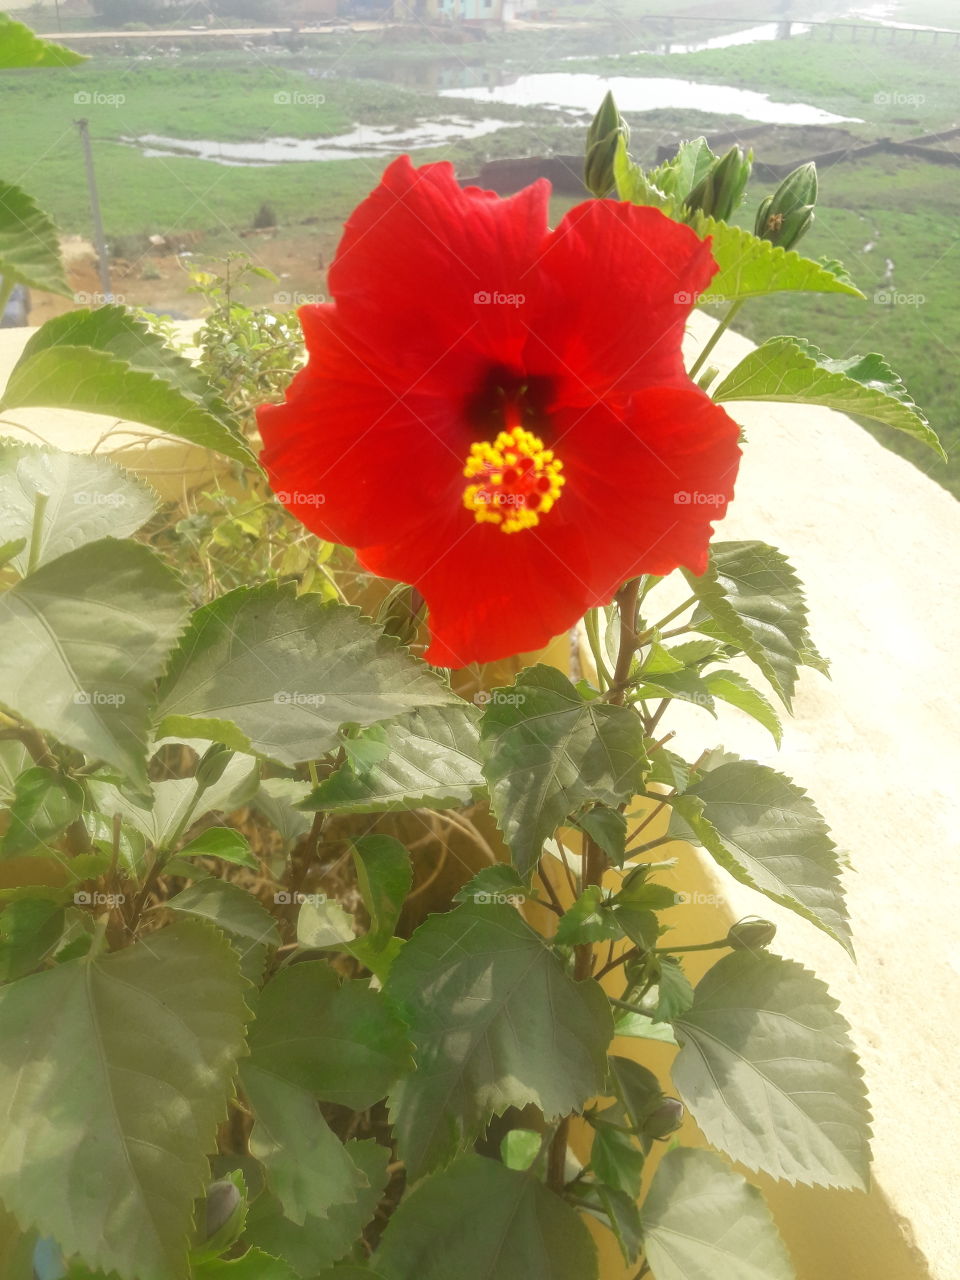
[{"xmin": 462, "ymin": 424, "xmax": 565, "ymax": 534}]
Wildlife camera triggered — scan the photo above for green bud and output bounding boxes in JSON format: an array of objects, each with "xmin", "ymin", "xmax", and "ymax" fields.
[
  {"xmin": 195, "ymin": 743, "xmax": 234, "ymax": 792},
  {"xmin": 584, "ymin": 90, "xmax": 629, "ymax": 198},
  {"xmin": 754, "ymin": 162, "xmax": 818, "ymax": 248},
  {"xmin": 642, "ymin": 1096, "xmax": 685, "ymax": 1140},
  {"xmin": 192, "ymin": 1175, "xmax": 247, "ymax": 1262},
  {"xmin": 376, "ymin": 582, "xmax": 426, "ymax": 648},
  {"xmin": 727, "ymin": 916, "xmax": 778, "ymax": 950},
  {"xmin": 684, "ymin": 146, "xmax": 752, "ymax": 223}
]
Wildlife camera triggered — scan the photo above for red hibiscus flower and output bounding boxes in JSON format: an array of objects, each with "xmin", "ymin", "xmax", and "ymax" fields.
[{"xmin": 258, "ymin": 155, "xmax": 741, "ymax": 668}]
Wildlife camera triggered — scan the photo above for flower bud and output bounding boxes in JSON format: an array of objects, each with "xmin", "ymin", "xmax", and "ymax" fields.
[
  {"xmin": 754, "ymin": 162, "xmax": 818, "ymax": 248},
  {"xmin": 376, "ymin": 583, "xmax": 426, "ymax": 647},
  {"xmin": 727, "ymin": 916, "xmax": 778, "ymax": 950},
  {"xmin": 584, "ymin": 91, "xmax": 629, "ymax": 198},
  {"xmin": 642, "ymin": 1096, "xmax": 685, "ymax": 1140},
  {"xmin": 684, "ymin": 146, "xmax": 752, "ymax": 223},
  {"xmin": 203, "ymin": 1179, "xmax": 243, "ymax": 1243},
  {"xmin": 195, "ymin": 743, "xmax": 234, "ymax": 792}
]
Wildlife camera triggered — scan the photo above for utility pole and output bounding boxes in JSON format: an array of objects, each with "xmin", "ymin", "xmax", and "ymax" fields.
[
  {"xmin": 54, "ymin": 0, "xmax": 62, "ymax": 31},
  {"xmin": 75, "ymin": 118, "xmax": 113, "ymax": 302}
]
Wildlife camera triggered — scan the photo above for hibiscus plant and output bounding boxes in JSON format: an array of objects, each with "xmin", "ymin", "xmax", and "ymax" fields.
[{"xmin": 0, "ymin": 22, "xmax": 945, "ymax": 1280}]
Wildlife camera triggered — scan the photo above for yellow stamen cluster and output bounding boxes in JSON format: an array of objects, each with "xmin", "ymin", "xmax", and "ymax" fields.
[{"xmin": 462, "ymin": 424, "xmax": 565, "ymax": 534}]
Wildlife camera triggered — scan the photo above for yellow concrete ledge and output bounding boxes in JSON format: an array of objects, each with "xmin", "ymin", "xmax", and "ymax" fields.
[{"xmin": 1, "ymin": 310, "xmax": 956, "ymax": 1278}]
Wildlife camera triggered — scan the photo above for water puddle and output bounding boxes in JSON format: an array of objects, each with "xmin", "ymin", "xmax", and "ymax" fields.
[
  {"xmin": 646, "ymin": 21, "xmax": 814, "ymax": 55},
  {"xmin": 439, "ymin": 73, "xmax": 861, "ymax": 126},
  {"xmin": 123, "ymin": 117, "xmax": 518, "ymax": 165}
]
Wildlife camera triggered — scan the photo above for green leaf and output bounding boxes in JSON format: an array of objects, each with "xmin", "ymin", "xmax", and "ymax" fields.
[
  {"xmin": 0, "ymin": 182, "xmax": 70, "ymax": 296},
  {"xmin": 0, "ymin": 897, "xmax": 64, "ymax": 981},
  {"xmin": 0, "ymin": 344, "xmax": 254, "ymax": 467},
  {"xmin": 376, "ymin": 1154, "xmax": 597, "ymax": 1280},
  {"xmin": 89, "ymin": 752, "xmax": 260, "ymax": 848},
  {"xmin": 0, "ymin": 13, "xmax": 85, "ymax": 68},
  {"xmin": 384, "ymin": 901, "xmax": 612, "ymax": 1179},
  {"xmin": 178, "ymin": 825, "xmax": 257, "ymax": 869},
  {"xmin": 0, "ymin": 765, "xmax": 83, "ymax": 857},
  {"xmin": 0, "ymin": 920, "xmax": 250, "ymax": 1280},
  {"xmin": 613, "ymin": 137, "xmax": 672, "ymax": 212},
  {"xmin": 672, "ymin": 950, "xmax": 871, "ymax": 1189},
  {"xmin": 451, "ymin": 864, "xmax": 530, "ymax": 905},
  {"xmin": 554, "ymin": 885, "xmax": 621, "ymax": 946},
  {"xmin": 252, "ymin": 777, "xmax": 312, "ymax": 845},
  {"xmin": 245, "ymin": 1139, "xmax": 389, "ymax": 1277},
  {"xmin": 591, "ymin": 1124, "xmax": 646, "ymax": 1198},
  {"xmin": 296, "ymin": 896, "xmax": 357, "ymax": 949},
  {"xmin": 16, "ymin": 306, "xmax": 229, "ymax": 417},
  {"xmin": 0, "ymin": 539, "xmax": 189, "ymax": 789},
  {"xmin": 302, "ymin": 703, "xmax": 482, "ymax": 813},
  {"xmin": 0, "ymin": 442, "xmax": 157, "ymax": 575},
  {"xmin": 168, "ymin": 879, "xmax": 281, "ymax": 952},
  {"xmin": 156, "ymin": 585, "xmax": 458, "ymax": 766},
  {"xmin": 608, "ymin": 1057, "xmax": 663, "ymax": 1131},
  {"xmin": 682, "ymin": 541, "xmax": 809, "ymax": 708},
  {"xmin": 573, "ymin": 804, "xmax": 628, "ymax": 865},
  {"xmin": 613, "ymin": 1009, "xmax": 678, "ymax": 1045},
  {"xmin": 351, "ymin": 835, "xmax": 412, "ymax": 948},
  {"xmin": 481, "ymin": 665, "xmax": 647, "ymax": 876},
  {"xmin": 192, "ymin": 1248, "xmax": 300, "ymax": 1280},
  {"xmin": 649, "ymin": 137, "xmax": 718, "ymax": 205},
  {"xmin": 703, "ymin": 670, "xmax": 783, "ymax": 745},
  {"xmin": 241, "ymin": 1067, "xmax": 365, "ymax": 1226},
  {"xmin": 641, "ymin": 1147, "xmax": 796, "ymax": 1280},
  {"xmin": 694, "ymin": 217, "xmax": 864, "ymax": 301},
  {"xmin": 713, "ymin": 335, "xmax": 944, "ymax": 459},
  {"xmin": 247, "ymin": 961, "xmax": 412, "ymax": 1111},
  {"xmin": 671, "ymin": 758, "xmax": 851, "ymax": 954},
  {"xmin": 651, "ymin": 956, "xmax": 695, "ymax": 1023}
]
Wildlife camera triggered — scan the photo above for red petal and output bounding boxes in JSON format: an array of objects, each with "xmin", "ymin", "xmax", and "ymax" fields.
[
  {"xmin": 257, "ymin": 304, "xmax": 463, "ymax": 547},
  {"xmin": 524, "ymin": 202, "xmax": 718, "ymax": 405},
  {"xmin": 328, "ymin": 155, "xmax": 551, "ymax": 397}
]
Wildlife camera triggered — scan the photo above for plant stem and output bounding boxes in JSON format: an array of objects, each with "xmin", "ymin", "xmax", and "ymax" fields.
[
  {"xmin": 549, "ymin": 579, "xmax": 643, "ymax": 1192},
  {"xmin": 27, "ymin": 490, "xmax": 50, "ymax": 576},
  {"xmin": 605, "ymin": 579, "xmax": 641, "ymax": 704},
  {"xmin": 688, "ymin": 299, "xmax": 744, "ymax": 380},
  {"xmin": 546, "ymin": 1117, "xmax": 571, "ymax": 1193},
  {"xmin": 583, "ymin": 607, "xmax": 611, "ymax": 690}
]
